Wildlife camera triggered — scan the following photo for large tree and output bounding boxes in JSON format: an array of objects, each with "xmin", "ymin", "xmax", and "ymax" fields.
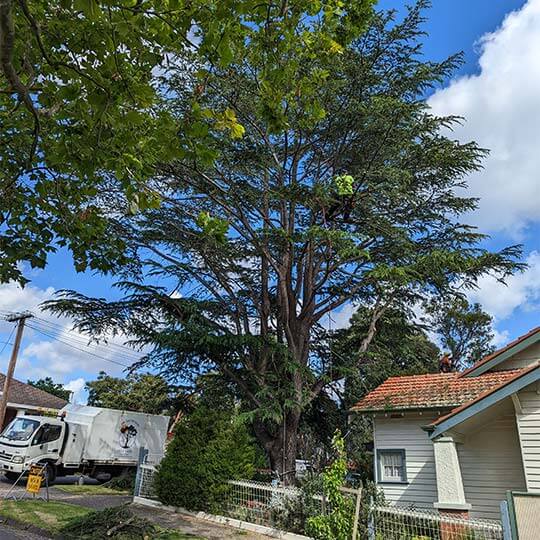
[
  {"xmin": 28, "ymin": 376, "xmax": 71, "ymax": 401},
  {"xmin": 1, "ymin": 0, "xmax": 373, "ymax": 283},
  {"xmin": 334, "ymin": 307, "xmax": 440, "ymax": 410},
  {"xmin": 426, "ymin": 297, "xmax": 495, "ymax": 370},
  {"xmin": 46, "ymin": 3, "xmax": 524, "ymax": 482},
  {"xmin": 86, "ymin": 371, "xmax": 180, "ymax": 415}
]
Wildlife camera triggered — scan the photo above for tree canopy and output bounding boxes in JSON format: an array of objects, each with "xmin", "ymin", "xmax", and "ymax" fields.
[
  {"xmin": 27, "ymin": 376, "xmax": 71, "ymax": 401},
  {"xmin": 426, "ymin": 296, "xmax": 495, "ymax": 370},
  {"xmin": 86, "ymin": 371, "xmax": 180, "ymax": 415},
  {"xmin": 333, "ymin": 306, "xmax": 440, "ymax": 409},
  {"xmin": 1, "ymin": 0, "xmax": 374, "ymax": 283},
  {"xmin": 46, "ymin": 2, "xmax": 524, "ymax": 481}
]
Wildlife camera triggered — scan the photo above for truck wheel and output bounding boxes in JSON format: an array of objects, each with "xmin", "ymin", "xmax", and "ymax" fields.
[{"xmin": 40, "ymin": 463, "xmax": 57, "ymax": 485}]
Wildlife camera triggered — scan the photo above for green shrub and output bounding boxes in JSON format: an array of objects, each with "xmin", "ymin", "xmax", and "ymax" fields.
[
  {"xmin": 104, "ymin": 471, "xmax": 136, "ymax": 492},
  {"xmin": 305, "ymin": 431, "xmax": 355, "ymax": 540},
  {"xmin": 154, "ymin": 405, "xmax": 258, "ymax": 511}
]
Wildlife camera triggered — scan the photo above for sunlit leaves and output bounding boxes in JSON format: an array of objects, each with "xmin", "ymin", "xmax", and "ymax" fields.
[{"xmin": 214, "ymin": 109, "xmax": 246, "ymax": 139}]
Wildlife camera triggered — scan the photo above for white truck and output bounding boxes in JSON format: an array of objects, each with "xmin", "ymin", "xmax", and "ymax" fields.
[{"xmin": 0, "ymin": 403, "xmax": 169, "ymax": 483}]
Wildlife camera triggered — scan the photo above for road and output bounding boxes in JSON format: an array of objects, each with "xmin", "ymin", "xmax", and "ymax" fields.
[{"xmin": 0, "ymin": 523, "xmax": 44, "ymax": 540}]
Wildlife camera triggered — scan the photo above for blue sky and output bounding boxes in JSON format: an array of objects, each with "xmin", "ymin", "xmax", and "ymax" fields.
[{"xmin": 2, "ymin": 0, "xmax": 540, "ymax": 402}]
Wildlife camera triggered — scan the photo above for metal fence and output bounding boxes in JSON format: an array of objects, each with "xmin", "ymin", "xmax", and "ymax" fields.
[
  {"xmin": 132, "ymin": 465, "xmax": 505, "ymax": 540},
  {"xmin": 370, "ymin": 504, "xmax": 504, "ymax": 540},
  {"xmin": 222, "ymin": 479, "xmax": 322, "ymax": 532},
  {"xmin": 134, "ymin": 463, "xmax": 158, "ymax": 500}
]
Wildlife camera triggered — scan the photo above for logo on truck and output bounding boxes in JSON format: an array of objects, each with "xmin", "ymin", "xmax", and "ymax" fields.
[{"xmin": 118, "ymin": 420, "xmax": 139, "ymax": 449}]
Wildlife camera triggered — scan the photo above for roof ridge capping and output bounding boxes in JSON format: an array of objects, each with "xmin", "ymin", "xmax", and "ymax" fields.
[{"xmin": 460, "ymin": 326, "xmax": 540, "ymax": 378}]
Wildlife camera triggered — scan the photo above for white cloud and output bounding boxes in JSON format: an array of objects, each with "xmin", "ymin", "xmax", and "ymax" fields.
[
  {"xmin": 468, "ymin": 251, "xmax": 540, "ymax": 320},
  {"xmin": 0, "ymin": 281, "xmax": 145, "ymax": 384},
  {"xmin": 324, "ymin": 302, "xmax": 358, "ymax": 330},
  {"xmin": 492, "ymin": 328, "xmax": 511, "ymax": 348},
  {"xmin": 0, "ymin": 281, "xmax": 55, "ymax": 313},
  {"xmin": 428, "ymin": 0, "xmax": 540, "ymax": 236},
  {"xmin": 64, "ymin": 378, "xmax": 86, "ymax": 404}
]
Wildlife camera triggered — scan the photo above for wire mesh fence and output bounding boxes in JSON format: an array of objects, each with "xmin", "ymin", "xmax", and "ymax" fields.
[
  {"xmin": 133, "ymin": 465, "xmax": 505, "ymax": 540},
  {"xmin": 222, "ymin": 479, "xmax": 323, "ymax": 532},
  {"xmin": 370, "ymin": 504, "xmax": 504, "ymax": 540},
  {"xmin": 134, "ymin": 463, "xmax": 158, "ymax": 500}
]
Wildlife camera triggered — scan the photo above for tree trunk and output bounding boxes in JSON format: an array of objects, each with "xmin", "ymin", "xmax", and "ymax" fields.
[{"xmin": 254, "ymin": 409, "xmax": 301, "ymax": 485}]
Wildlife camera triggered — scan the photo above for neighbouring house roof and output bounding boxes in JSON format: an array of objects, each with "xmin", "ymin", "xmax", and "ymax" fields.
[
  {"xmin": 427, "ymin": 362, "xmax": 540, "ymax": 439},
  {"xmin": 460, "ymin": 326, "xmax": 540, "ymax": 378},
  {"xmin": 350, "ymin": 369, "xmax": 523, "ymax": 413},
  {"xmin": 0, "ymin": 374, "xmax": 68, "ymax": 411}
]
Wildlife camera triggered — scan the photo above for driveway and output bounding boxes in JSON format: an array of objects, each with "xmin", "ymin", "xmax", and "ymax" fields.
[{"xmin": 131, "ymin": 503, "xmax": 272, "ymax": 539}]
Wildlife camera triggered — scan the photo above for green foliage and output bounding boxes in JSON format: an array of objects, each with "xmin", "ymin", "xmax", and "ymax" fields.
[
  {"xmin": 305, "ymin": 432, "xmax": 354, "ymax": 540},
  {"xmin": 45, "ymin": 1, "xmax": 523, "ymax": 478},
  {"xmin": 195, "ymin": 212, "xmax": 229, "ymax": 244},
  {"xmin": 27, "ymin": 377, "xmax": 71, "ymax": 401},
  {"xmin": 426, "ymin": 297, "xmax": 495, "ymax": 369},
  {"xmin": 154, "ymin": 405, "xmax": 259, "ymax": 511},
  {"xmin": 336, "ymin": 307, "xmax": 441, "ymax": 410},
  {"xmin": 331, "ymin": 306, "xmax": 440, "ymax": 478},
  {"xmin": 333, "ymin": 174, "xmax": 354, "ymax": 196},
  {"xmin": 85, "ymin": 372, "xmax": 179, "ymax": 415},
  {"xmin": 1, "ymin": 0, "xmax": 375, "ymax": 283}
]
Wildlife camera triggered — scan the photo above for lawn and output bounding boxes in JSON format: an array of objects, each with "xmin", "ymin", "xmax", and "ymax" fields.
[
  {"xmin": 0, "ymin": 500, "xmax": 203, "ymax": 539},
  {"xmin": 0, "ymin": 500, "xmax": 91, "ymax": 532},
  {"xmin": 54, "ymin": 484, "xmax": 130, "ymax": 495}
]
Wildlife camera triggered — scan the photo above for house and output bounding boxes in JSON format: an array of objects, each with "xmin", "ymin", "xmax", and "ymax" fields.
[
  {"xmin": 0, "ymin": 374, "xmax": 68, "ymax": 430},
  {"xmin": 350, "ymin": 326, "xmax": 540, "ymax": 521}
]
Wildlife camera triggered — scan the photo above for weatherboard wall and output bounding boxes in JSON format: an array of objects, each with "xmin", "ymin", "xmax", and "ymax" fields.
[
  {"xmin": 373, "ymin": 413, "xmax": 439, "ymax": 509},
  {"xmin": 457, "ymin": 414, "xmax": 526, "ymax": 519},
  {"xmin": 515, "ymin": 383, "xmax": 540, "ymax": 492}
]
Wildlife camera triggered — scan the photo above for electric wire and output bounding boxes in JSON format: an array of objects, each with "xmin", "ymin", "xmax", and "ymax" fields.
[
  {"xmin": 28, "ymin": 319, "xmax": 143, "ymax": 364},
  {"xmin": 25, "ymin": 323, "xmax": 134, "ymax": 369},
  {"xmin": 30, "ymin": 316, "xmax": 143, "ymax": 358},
  {"xmin": 0, "ymin": 326, "xmax": 16, "ymax": 356}
]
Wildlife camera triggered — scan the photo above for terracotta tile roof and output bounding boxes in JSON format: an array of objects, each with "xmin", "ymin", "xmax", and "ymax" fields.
[
  {"xmin": 459, "ymin": 326, "xmax": 540, "ymax": 377},
  {"xmin": 350, "ymin": 369, "xmax": 523, "ymax": 413},
  {"xmin": 430, "ymin": 362, "xmax": 540, "ymax": 428},
  {"xmin": 0, "ymin": 374, "xmax": 68, "ymax": 410}
]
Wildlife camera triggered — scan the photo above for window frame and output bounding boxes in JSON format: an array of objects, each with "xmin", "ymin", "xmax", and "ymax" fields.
[
  {"xmin": 376, "ymin": 449, "xmax": 408, "ymax": 484},
  {"xmin": 32, "ymin": 424, "xmax": 63, "ymax": 446}
]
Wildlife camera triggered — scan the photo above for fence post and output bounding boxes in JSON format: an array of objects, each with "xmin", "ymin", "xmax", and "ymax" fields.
[
  {"xmin": 351, "ymin": 483, "xmax": 363, "ymax": 540},
  {"xmin": 500, "ymin": 500, "xmax": 513, "ymax": 540},
  {"xmin": 134, "ymin": 446, "xmax": 148, "ymax": 497},
  {"xmin": 367, "ymin": 496, "xmax": 375, "ymax": 540}
]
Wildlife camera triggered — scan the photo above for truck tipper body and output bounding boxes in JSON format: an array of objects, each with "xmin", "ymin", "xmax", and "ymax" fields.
[{"xmin": 0, "ymin": 403, "xmax": 169, "ymax": 482}]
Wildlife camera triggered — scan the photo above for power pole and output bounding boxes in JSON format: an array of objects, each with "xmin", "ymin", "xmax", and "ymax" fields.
[{"xmin": 0, "ymin": 312, "xmax": 33, "ymax": 430}]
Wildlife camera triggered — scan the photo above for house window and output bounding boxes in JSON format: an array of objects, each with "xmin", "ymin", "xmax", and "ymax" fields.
[{"xmin": 377, "ymin": 449, "xmax": 407, "ymax": 483}]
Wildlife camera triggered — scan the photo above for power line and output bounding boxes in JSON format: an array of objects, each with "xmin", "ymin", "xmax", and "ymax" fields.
[
  {"xmin": 28, "ymin": 319, "xmax": 144, "ymax": 363},
  {"xmin": 31, "ymin": 316, "xmax": 143, "ymax": 358},
  {"xmin": 0, "ymin": 326, "xmax": 16, "ymax": 356},
  {"xmin": 25, "ymin": 323, "xmax": 134, "ymax": 369}
]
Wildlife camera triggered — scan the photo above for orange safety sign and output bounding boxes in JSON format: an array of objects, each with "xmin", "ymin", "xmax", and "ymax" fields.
[{"xmin": 26, "ymin": 473, "xmax": 42, "ymax": 494}]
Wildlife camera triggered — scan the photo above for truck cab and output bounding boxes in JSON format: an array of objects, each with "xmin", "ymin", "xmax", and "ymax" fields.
[{"xmin": 0, "ymin": 415, "xmax": 65, "ymax": 481}]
